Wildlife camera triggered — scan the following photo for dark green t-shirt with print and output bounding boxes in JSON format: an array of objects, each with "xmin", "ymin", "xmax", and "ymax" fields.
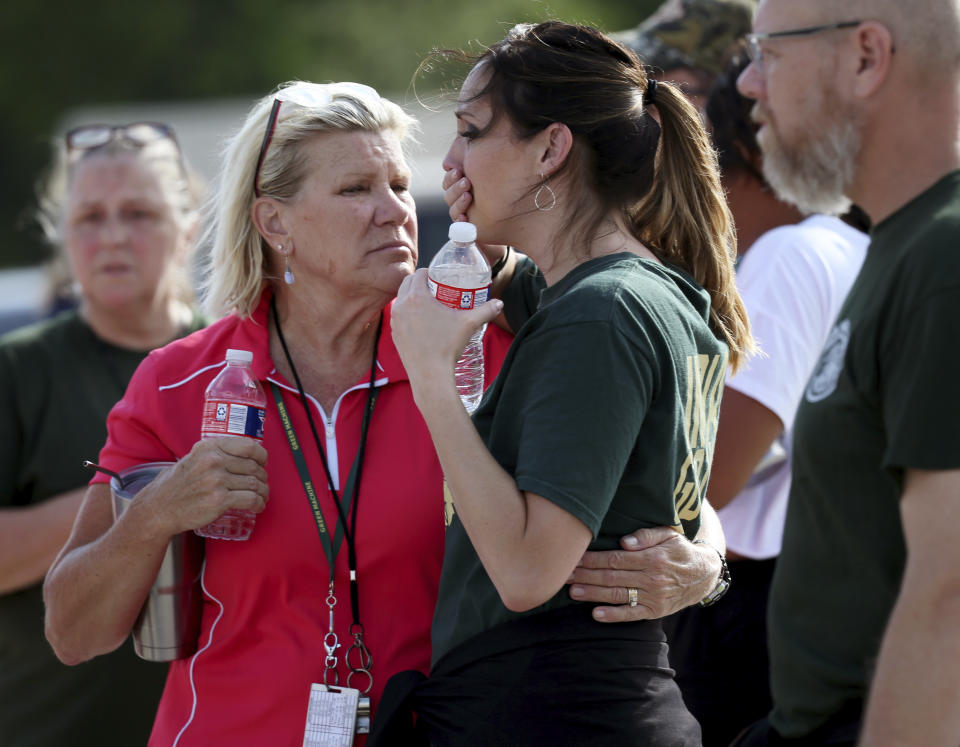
[
  {"xmin": 431, "ymin": 253, "xmax": 728, "ymax": 665},
  {"xmin": 0, "ymin": 308, "xmax": 206, "ymax": 747},
  {"xmin": 768, "ymin": 171, "xmax": 960, "ymax": 738}
]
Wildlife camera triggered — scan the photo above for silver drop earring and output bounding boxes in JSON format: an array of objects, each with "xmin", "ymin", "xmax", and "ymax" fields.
[
  {"xmin": 279, "ymin": 244, "xmax": 294, "ymax": 285},
  {"xmin": 534, "ymin": 173, "xmax": 557, "ymax": 212}
]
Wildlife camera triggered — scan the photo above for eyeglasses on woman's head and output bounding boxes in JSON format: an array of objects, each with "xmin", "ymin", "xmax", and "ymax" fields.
[{"xmin": 253, "ymin": 81, "xmax": 381, "ymax": 198}]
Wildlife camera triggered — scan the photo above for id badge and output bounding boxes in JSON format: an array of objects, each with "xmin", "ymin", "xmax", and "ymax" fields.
[{"xmin": 302, "ymin": 684, "xmax": 360, "ymax": 747}]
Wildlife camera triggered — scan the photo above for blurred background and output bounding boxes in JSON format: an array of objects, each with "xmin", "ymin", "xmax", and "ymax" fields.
[{"xmin": 0, "ymin": 0, "xmax": 659, "ymax": 330}]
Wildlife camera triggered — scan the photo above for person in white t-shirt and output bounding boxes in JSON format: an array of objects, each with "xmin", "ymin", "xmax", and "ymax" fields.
[{"xmin": 662, "ymin": 55, "xmax": 869, "ymax": 747}]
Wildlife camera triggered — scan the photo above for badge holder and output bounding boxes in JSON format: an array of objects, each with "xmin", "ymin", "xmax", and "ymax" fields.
[
  {"xmin": 303, "ymin": 683, "xmax": 361, "ymax": 747},
  {"xmin": 302, "ymin": 655, "xmax": 373, "ymax": 744},
  {"xmin": 301, "ymin": 586, "xmax": 374, "ymax": 746}
]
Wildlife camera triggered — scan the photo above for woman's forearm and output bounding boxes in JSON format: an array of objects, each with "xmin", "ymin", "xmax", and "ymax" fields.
[
  {"xmin": 43, "ymin": 484, "xmax": 173, "ymax": 664},
  {"xmin": 394, "ymin": 269, "xmax": 590, "ymax": 608},
  {"xmin": 44, "ymin": 438, "xmax": 268, "ymax": 663},
  {"xmin": 695, "ymin": 498, "xmax": 726, "ymax": 556},
  {"xmin": 413, "ymin": 379, "xmax": 591, "ymax": 611},
  {"xmin": 0, "ymin": 487, "xmax": 86, "ymax": 594}
]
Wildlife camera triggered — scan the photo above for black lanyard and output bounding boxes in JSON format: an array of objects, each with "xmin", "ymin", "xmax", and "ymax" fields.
[
  {"xmin": 270, "ymin": 297, "xmax": 381, "ymax": 689},
  {"xmin": 271, "ymin": 385, "xmax": 375, "ymax": 589}
]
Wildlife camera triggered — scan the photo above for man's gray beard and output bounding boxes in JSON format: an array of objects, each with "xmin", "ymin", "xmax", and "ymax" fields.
[{"xmin": 759, "ymin": 115, "xmax": 859, "ymax": 216}]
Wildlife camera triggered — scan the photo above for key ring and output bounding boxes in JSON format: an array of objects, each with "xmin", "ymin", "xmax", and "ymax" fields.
[
  {"xmin": 346, "ymin": 667, "xmax": 373, "ymax": 693},
  {"xmin": 322, "ymin": 666, "xmax": 339, "ymax": 687}
]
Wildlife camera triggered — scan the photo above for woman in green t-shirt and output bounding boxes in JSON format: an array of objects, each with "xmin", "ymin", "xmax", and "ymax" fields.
[{"xmin": 381, "ymin": 21, "xmax": 753, "ymax": 745}]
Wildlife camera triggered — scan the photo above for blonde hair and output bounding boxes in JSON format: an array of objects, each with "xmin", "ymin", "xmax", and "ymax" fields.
[
  {"xmin": 201, "ymin": 81, "xmax": 418, "ymax": 318},
  {"xmin": 35, "ymin": 134, "xmax": 203, "ymax": 307}
]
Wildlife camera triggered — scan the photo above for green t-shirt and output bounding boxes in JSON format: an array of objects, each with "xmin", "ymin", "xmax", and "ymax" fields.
[
  {"xmin": 431, "ymin": 253, "xmax": 728, "ymax": 664},
  {"xmin": 769, "ymin": 171, "xmax": 960, "ymax": 738},
  {"xmin": 0, "ymin": 308, "xmax": 206, "ymax": 747}
]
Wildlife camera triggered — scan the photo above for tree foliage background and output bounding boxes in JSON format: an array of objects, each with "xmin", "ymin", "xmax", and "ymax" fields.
[{"xmin": 0, "ymin": 0, "xmax": 659, "ymax": 268}]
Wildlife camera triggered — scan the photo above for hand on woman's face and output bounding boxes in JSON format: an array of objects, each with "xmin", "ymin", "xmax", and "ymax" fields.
[
  {"xmin": 274, "ymin": 129, "xmax": 418, "ymax": 304},
  {"xmin": 442, "ymin": 167, "xmax": 473, "ymax": 223},
  {"xmin": 63, "ymin": 153, "xmax": 188, "ymax": 313}
]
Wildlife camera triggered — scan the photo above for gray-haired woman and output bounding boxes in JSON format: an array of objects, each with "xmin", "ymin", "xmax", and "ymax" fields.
[{"xmin": 0, "ymin": 123, "xmax": 205, "ymax": 746}]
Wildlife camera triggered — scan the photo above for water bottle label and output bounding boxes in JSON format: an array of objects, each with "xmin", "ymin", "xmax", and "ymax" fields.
[
  {"xmin": 427, "ymin": 277, "xmax": 491, "ymax": 310},
  {"xmin": 201, "ymin": 400, "xmax": 265, "ymax": 440}
]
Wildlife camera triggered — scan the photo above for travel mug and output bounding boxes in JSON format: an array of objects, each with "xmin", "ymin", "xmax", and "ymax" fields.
[{"xmin": 111, "ymin": 462, "xmax": 204, "ymax": 662}]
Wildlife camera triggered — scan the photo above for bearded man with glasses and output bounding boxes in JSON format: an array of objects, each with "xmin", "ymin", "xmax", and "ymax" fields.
[{"xmin": 733, "ymin": 1, "xmax": 960, "ymax": 745}]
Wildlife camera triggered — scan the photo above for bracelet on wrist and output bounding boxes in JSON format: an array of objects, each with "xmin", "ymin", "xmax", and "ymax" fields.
[
  {"xmin": 693, "ymin": 539, "xmax": 731, "ymax": 607},
  {"xmin": 490, "ymin": 246, "xmax": 512, "ymax": 279}
]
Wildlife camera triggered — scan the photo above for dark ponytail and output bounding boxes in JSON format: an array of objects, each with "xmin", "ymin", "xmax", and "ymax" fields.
[{"xmin": 631, "ymin": 78, "xmax": 752, "ymax": 369}]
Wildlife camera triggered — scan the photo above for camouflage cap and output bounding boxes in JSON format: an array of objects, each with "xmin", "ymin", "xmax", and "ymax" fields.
[{"xmin": 611, "ymin": 0, "xmax": 757, "ymax": 77}]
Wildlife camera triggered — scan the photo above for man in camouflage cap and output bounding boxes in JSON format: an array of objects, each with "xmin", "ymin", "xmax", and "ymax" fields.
[{"xmin": 613, "ymin": 0, "xmax": 756, "ymax": 109}]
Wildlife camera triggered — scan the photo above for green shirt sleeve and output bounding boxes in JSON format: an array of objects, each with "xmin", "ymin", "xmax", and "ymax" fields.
[{"xmin": 881, "ymin": 285, "xmax": 960, "ymax": 473}]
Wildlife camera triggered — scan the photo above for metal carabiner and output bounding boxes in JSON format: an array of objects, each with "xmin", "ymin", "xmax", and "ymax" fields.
[
  {"xmin": 323, "ymin": 631, "xmax": 340, "ymax": 658},
  {"xmin": 346, "ymin": 625, "xmax": 374, "ymax": 694},
  {"xmin": 346, "ymin": 629, "xmax": 373, "ymax": 672}
]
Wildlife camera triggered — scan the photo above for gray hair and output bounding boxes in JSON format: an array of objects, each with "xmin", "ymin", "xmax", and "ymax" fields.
[{"xmin": 35, "ymin": 135, "xmax": 203, "ymax": 306}]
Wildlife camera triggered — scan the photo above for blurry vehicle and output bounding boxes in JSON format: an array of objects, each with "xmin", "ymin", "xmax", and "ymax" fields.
[{"xmin": 0, "ymin": 266, "xmax": 48, "ymax": 336}]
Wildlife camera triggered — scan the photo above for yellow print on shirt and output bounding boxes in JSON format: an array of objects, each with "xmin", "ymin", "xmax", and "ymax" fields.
[
  {"xmin": 672, "ymin": 352, "xmax": 726, "ymax": 527},
  {"xmin": 443, "ymin": 479, "xmax": 455, "ymax": 527}
]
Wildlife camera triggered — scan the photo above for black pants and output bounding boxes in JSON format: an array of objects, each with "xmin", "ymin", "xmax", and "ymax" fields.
[
  {"xmin": 662, "ymin": 557, "xmax": 776, "ymax": 747},
  {"xmin": 371, "ymin": 605, "xmax": 701, "ymax": 746}
]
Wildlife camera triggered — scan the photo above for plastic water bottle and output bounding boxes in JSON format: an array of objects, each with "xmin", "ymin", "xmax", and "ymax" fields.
[
  {"xmin": 428, "ymin": 222, "xmax": 491, "ymax": 413},
  {"xmin": 195, "ymin": 349, "xmax": 266, "ymax": 541}
]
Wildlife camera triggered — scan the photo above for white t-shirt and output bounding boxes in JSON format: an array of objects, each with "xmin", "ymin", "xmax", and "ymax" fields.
[{"xmin": 717, "ymin": 214, "xmax": 869, "ymax": 559}]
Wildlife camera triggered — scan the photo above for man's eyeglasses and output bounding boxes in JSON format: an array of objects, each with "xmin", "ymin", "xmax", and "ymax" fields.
[
  {"xmin": 252, "ymin": 81, "xmax": 380, "ymax": 198},
  {"xmin": 746, "ymin": 21, "xmax": 862, "ymax": 72},
  {"xmin": 66, "ymin": 122, "xmax": 180, "ymax": 155}
]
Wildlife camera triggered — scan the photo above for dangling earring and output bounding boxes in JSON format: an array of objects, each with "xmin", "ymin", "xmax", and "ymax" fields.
[
  {"xmin": 534, "ymin": 173, "xmax": 557, "ymax": 212},
  {"xmin": 279, "ymin": 244, "xmax": 294, "ymax": 285}
]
